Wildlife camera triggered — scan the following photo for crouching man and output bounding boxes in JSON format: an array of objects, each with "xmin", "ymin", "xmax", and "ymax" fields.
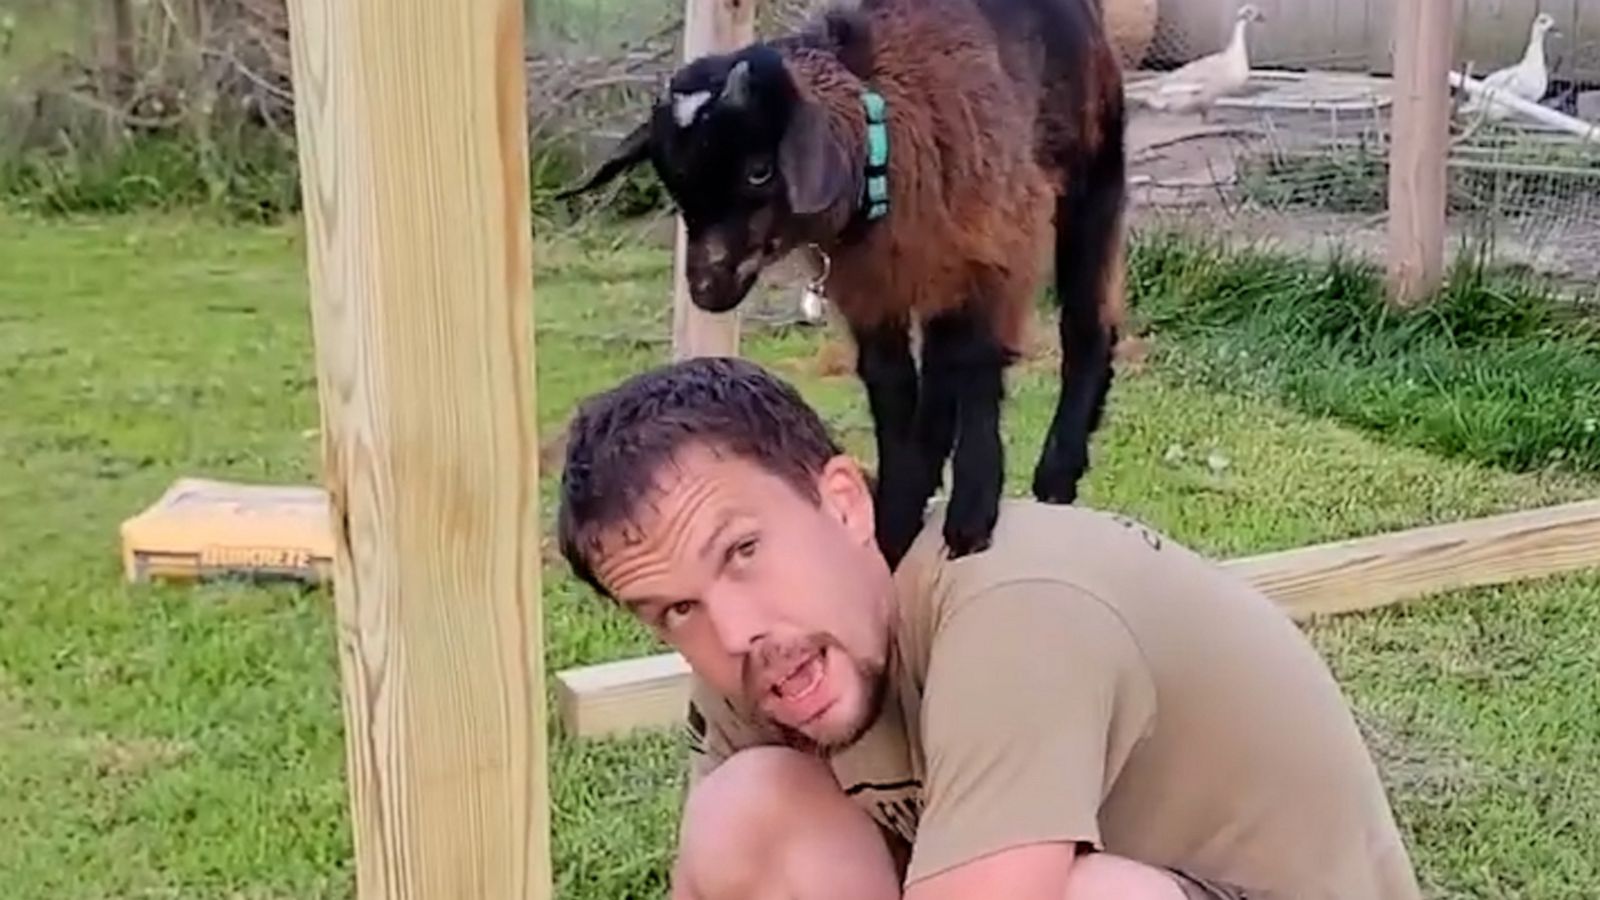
[{"xmin": 555, "ymin": 356, "xmax": 1423, "ymax": 900}]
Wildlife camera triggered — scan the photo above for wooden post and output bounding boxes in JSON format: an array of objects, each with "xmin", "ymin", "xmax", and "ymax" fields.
[
  {"xmin": 109, "ymin": 0, "xmax": 137, "ymax": 103},
  {"xmin": 671, "ymin": 0, "xmax": 756, "ymax": 359},
  {"xmin": 1386, "ymin": 0, "xmax": 1453, "ymax": 307},
  {"xmin": 284, "ymin": 1, "xmax": 551, "ymax": 898}
]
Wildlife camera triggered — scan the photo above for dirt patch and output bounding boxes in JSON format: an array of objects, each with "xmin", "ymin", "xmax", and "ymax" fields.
[
  {"xmin": 0, "ymin": 670, "xmax": 193, "ymax": 783},
  {"xmin": 85, "ymin": 734, "xmax": 195, "ymax": 780},
  {"xmin": 1353, "ymin": 706, "xmax": 1479, "ymax": 805}
]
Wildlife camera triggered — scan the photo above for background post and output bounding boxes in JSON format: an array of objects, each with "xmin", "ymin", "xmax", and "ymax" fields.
[
  {"xmin": 671, "ymin": 0, "xmax": 757, "ymax": 359},
  {"xmin": 1386, "ymin": 0, "xmax": 1454, "ymax": 307},
  {"xmin": 284, "ymin": 0, "xmax": 552, "ymax": 896}
]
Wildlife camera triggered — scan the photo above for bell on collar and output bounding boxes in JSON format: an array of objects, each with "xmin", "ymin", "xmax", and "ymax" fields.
[{"xmin": 799, "ymin": 243, "xmax": 831, "ymax": 324}]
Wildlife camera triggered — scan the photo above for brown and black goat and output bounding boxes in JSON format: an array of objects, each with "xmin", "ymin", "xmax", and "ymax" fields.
[{"xmin": 558, "ymin": 0, "xmax": 1128, "ymax": 567}]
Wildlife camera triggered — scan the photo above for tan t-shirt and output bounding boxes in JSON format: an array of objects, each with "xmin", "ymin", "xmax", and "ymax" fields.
[{"xmin": 686, "ymin": 499, "xmax": 1423, "ymax": 899}]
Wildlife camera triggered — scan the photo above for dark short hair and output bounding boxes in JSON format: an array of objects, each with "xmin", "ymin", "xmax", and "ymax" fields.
[{"xmin": 557, "ymin": 356, "xmax": 844, "ymax": 596}]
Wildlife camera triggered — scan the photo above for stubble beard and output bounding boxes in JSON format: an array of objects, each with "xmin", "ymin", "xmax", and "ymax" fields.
[{"xmin": 770, "ymin": 648, "xmax": 890, "ymax": 758}]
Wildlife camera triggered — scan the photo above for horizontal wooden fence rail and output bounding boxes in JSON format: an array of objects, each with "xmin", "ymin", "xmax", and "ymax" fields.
[{"xmin": 557, "ymin": 499, "xmax": 1600, "ymax": 739}]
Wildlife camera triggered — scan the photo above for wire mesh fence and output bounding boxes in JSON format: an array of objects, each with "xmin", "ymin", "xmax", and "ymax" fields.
[{"xmin": 1121, "ymin": 0, "xmax": 1600, "ymax": 291}]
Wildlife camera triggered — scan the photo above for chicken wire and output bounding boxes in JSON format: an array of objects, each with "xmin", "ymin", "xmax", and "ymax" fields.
[{"xmin": 1123, "ymin": 0, "xmax": 1600, "ymax": 290}]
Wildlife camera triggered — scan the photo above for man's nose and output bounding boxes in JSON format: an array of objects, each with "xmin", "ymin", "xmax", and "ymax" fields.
[{"xmin": 704, "ymin": 590, "xmax": 770, "ymax": 655}]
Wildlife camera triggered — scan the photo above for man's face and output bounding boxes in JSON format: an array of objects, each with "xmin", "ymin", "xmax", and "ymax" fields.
[{"xmin": 589, "ymin": 444, "xmax": 896, "ymax": 753}]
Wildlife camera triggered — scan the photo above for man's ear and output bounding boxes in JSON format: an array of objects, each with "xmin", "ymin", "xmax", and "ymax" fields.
[
  {"xmin": 778, "ymin": 98, "xmax": 856, "ymax": 216},
  {"xmin": 554, "ymin": 117, "xmax": 654, "ymax": 200},
  {"xmin": 817, "ymin": 454, "xmax": 876, "ymax": 548}
]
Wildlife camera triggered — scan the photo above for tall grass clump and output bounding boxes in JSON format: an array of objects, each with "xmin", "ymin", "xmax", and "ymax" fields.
[
  {"xmin": 0, "ymin": 0, "xmax": 698, "ymax": 224},
  {"xmin": 1129, "ymin": 230, "xmax": 1600, "ymax": 475},
  {"xmin": 0, "ymin": 0, "xmax": 304, "ymax": 220}
]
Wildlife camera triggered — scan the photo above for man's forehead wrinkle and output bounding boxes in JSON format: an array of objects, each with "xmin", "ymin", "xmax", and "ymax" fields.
[{"xmin": 593, "ymin": 460, "xmax": 726, "ymax": 594}]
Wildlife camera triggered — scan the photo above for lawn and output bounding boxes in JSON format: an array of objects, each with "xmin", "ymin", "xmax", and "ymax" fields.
[{"xmin": 1, "ymin": 210, "xmax": 1597, "ymax": 899}]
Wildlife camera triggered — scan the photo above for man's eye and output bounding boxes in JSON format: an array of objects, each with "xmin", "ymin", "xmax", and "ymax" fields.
[
  {"xmin": 662, "ymin": 600, "xmax": 696, "ymax": 628},
  {"xmin": 729, "ymin": 536, "xmax": 759, "ymax": 562}
]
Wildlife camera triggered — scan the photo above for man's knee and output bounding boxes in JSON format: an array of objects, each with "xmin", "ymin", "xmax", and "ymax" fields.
[
  {"xmin": 1066, "ymin": 852, "xmax": 1190, "ymax": 900},
  {"xmin": 679, "ymin": 746, "xmax": 841, "ymax": 849},
  {"xmin": 675, "ymin": 747, "xmax": 900, "ymax": 900}
]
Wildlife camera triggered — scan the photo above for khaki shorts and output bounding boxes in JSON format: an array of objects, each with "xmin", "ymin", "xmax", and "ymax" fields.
[{"xmin": 1168, "ymin": 866, "xmax": 1254, "ymax": 900}]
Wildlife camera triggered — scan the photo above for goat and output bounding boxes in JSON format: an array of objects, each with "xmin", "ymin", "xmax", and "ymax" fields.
[{"xmin": 557, "ymin": 0, "xmax": 1128, "ymax": 568}]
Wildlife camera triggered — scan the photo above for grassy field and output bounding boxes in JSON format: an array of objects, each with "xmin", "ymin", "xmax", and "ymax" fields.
[{"xmin": 2, "ymin": 210, "xmax": 1598, "ymax": 899}]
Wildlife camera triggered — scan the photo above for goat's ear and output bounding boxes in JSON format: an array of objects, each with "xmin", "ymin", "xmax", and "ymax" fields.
[
  {"xmin": 778, "ymin": 99, "xmax": 855, "ymax": 216},
  {"xmin": 821, "ymin": 10, "xmax": 874, "ymax": 79},
  {"xmin": 553, "ymin": 118, "xmax": 653, "ymax": 200}
]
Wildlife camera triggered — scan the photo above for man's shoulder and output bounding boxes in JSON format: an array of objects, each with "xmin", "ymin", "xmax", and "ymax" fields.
[
  {"xmin": 891, "ymin": 498, "xmax": 1289, "ymax": 682},
  {"xmin": 927, "ymin": 497, "xmax": 1186, "ymax": 565},
  {"xmin": 898, "ymin": 500, "xmax": 1208, "ymax": 618}
]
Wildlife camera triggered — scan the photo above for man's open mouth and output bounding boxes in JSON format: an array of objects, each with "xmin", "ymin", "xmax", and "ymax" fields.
[
  {"xmin": 771, "ymin": 648, "xmax": 826, "ymax": 702},
  {"xmin": 760, "ymin": 646, "xmax": 835, "ymax": 728}
]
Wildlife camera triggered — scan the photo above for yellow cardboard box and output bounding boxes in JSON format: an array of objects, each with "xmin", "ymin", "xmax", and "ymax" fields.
[{"xmin": 120, "ymin": 478, "xmax": 335, "ymax": 585}]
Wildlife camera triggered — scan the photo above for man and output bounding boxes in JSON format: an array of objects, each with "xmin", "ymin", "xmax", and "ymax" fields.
[{"xmin": 557, "ymin": 356, "xmax": 1423, "ymax": 900}]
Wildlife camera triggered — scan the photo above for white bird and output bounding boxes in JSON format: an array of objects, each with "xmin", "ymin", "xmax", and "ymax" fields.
[
  {"xmin": 1134, "ymin": 4, "xmax": 1265, "ymax": 119},
  {"xmin": 1458, "ymin": 12, "xmax": 1559, "ymax": 123}
]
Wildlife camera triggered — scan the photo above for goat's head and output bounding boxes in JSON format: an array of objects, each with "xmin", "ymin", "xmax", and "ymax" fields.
[{"xmin": 557, "ymin": 44, "xmax": 861, "ymax": 313}]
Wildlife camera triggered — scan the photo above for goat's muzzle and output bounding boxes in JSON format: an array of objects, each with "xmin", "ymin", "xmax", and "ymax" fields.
[
  {"xmin": 685, "ymin": 239, "xmax": 765, "ymax": 313},
  {"xmin": 687, "ymin": 265, "xmax": 760, "ymax": 313}
]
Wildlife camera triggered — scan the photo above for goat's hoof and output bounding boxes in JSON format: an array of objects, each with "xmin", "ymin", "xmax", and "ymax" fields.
[
  {"xmin": 878, "ymin": 531, "xmax": 916, "ymax": 569},
  {"xmin": 942, "ymin": 520, "xmax": 994, "ymax": 560},
  {"xmin": 941, "ymin": 500, "xmax": 998, "ymax": 560},
  {"xmin": 1031, "ymin": 456, "xmax": 1086, "ymax": 505},
  {"xmin": 1032, "ymin": 482, "xmax": 1080, "ymax": 505},
  {"xmin": 876, "ymin": 508, "xmax": 926, "ymax": 570}
]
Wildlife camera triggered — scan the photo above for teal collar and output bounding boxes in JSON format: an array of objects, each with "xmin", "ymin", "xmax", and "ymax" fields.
[{"xmin": 861, "ymin": 89, "xmax": 889, "ymax": 220}]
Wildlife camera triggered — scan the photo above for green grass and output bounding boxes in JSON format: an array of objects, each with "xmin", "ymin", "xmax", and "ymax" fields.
[
  {"xmin": 1130, "ymin": 231, "xmax": 1600, "ymax": 476},
  {"xmin": 1, "ymin": 210, "xmax": 1598, "ymax": 898}
]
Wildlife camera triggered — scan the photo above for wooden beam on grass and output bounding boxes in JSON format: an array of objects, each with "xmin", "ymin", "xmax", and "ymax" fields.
[
  {"xmin": 557, "ymin": 499, "xmax": 1600, "ymax": 739},
  {"xmin": 1386, "ymin": 0, "xmax": 1453, "ymax": 307},
  {"xmin": 671, "ymin": 0, "xmax": 756, "ymax": 360},
  {"xmin": 285, "ymin": 0, "xmax": 551, "ymax": 896},
  {"xmin": 558, "ymin": 650, "xmax": 694, "ymax": 742},
  {"xmin": 1224, "ymin": 499, "xmax": 1600, "ymax": 618}
]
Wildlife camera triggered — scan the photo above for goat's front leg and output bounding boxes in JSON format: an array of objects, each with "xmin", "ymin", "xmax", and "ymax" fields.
[
  {"xmin": 852, "ymin": 318, "xmax": 926, "ymax": 568},
  {"xmin": 922, "ymin": 311, "xmax": 1007, "ymax": 559}
]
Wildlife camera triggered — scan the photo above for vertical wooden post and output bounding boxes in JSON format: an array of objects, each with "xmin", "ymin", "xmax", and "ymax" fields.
[
  {"xmin": 109, "ymin": 0, "xmax": 137, "ymax": 103},
  {"xmin": 284, "ymin": 1, "xmax": 551, "ymax": 898},
  {"xmin": 1386, "ymin": 0, "xmax": 1453, "ymax": 307},
  {"xmin": 671, "ymin": 0, "xmax": 756, "ymax": 360}
]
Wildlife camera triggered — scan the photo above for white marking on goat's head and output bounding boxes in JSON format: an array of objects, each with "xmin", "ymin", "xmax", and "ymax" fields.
[
  {"xmin": 704, "ymin": 233, "xmax": 730, "ymax": 268},
  {"xmin": 673, "ymin": 90, "xmax": 713, "ymax": 128},
  {"xmin": 734, "ymin": 252, "xmax": 763, "ymax": 286}
]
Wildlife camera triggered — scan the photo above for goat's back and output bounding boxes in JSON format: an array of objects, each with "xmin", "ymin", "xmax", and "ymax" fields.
[
  {"xmin": 851, "ymin": 0, "xmax": 1122, "ymax": 173},
  {"xmin": 780, "ymin": 0, "xmax": 1070, "ymax": 347}
]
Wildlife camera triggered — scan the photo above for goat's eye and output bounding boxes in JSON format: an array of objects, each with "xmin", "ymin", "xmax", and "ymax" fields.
[{"xmin": 746, "ymin": 159, "xmax": 774, "ymax": 186}]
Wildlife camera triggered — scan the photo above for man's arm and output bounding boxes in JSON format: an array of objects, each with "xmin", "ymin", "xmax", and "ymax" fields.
[
  {"xmin": 903, "ymin": 842, "xmax": 1079, "ymax": 899},
  {"xmin": 901, "ymin": 579, "xmax": 1159, "ymax": 899}
]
